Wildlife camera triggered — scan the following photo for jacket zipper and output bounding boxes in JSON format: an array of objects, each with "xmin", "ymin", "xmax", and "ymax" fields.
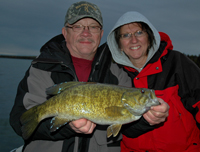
[
  {"xmin": 60, "ymin": 61, "xmax": 78, "ymax": 81},
  {"xmin": 89, "ymin": 44, "xmax": 107, "ymax": 82}
]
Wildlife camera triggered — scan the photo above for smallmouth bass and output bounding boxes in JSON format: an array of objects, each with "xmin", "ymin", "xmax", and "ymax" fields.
[{"xmin": 20, "ymin": 81, "xmax": 159, "ymax": 140}]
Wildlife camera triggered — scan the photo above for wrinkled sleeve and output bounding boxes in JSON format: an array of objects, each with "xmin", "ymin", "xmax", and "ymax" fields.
[
  {"xmin": 178, "ymin": 54, "xmax": 200, "ymax": 127},
  {"xmin": 9, "ymin": 66, "xmax": 77, "ymax": 141},
  {"xmin": 121, "ymin": 117, "xmax": 155, "ymax": 138}
]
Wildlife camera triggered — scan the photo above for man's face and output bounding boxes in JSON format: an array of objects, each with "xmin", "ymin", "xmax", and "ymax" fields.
[{"xmin": 62, "ymin": 18, "xmax": 103, "ymax": 60}]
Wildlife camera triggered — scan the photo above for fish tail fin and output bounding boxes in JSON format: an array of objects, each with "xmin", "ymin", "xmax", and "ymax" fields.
[{"xmin": 20, "ymin": 107, "xmax": 39, "ymax": 140}]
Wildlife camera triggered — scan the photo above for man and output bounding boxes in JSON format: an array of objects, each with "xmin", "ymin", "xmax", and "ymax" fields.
[{"xmin": 10, "ymin": 1, "xmax": 169, "ymax": 152}]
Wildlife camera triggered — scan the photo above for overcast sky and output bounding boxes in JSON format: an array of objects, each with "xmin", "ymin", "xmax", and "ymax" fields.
[{"xmin": 0, "ymin": 0, "xmax": 199, "ymax": 56}]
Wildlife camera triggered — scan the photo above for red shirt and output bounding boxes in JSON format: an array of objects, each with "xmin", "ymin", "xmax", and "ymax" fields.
[{"xmin": 71, "ymin": 56, "xmax": 93, "ymax": 82}]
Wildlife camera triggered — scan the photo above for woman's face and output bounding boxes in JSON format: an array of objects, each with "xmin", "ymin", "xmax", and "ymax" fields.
[{"xmin": 119, "ymin": 23, "xmax": 149, "ymax": 68}]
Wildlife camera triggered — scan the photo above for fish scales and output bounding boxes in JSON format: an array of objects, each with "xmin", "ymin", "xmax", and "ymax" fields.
[
  {"xmin": 20, "ymin": 81, "xmax": 160, "ymax": 140},
  {"xmin": 51, "ymin": 83, "xmax": 126, "ymax": 122}
]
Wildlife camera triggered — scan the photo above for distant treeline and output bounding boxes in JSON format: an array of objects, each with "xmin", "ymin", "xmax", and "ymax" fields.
[
  {"xmin": 0, "ymin": 54, "xmax": 200, "ymax": 68},
  {"xmin": 0, "ymin": 54, "xmax": 36, "ymax": 60},
  {"xmin": 187, "ymin": 54, "xmax": 200, "ymax": 68}
]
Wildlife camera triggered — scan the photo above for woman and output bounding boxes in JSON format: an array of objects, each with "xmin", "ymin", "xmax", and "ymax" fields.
[{"xmin": 107, "ymin": 11, "xmax": 200, "ymax": 152}]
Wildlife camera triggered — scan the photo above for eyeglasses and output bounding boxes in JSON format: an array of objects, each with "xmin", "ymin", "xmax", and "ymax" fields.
[
  {"xmin": 119, "ymin": 30, "xmax": 146, "ymax": 39},
  {"xmin": 66, "ymin": 24, "xmax": 102, "ymax": 33}
]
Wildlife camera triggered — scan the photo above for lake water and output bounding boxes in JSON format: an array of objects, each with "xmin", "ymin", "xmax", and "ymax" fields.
[{"xmin": 0, "ymin": 58, "xmax": 32, "ymax": 151}]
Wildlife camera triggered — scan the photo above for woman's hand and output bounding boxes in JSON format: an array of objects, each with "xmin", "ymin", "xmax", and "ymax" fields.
[{"xmin": 143, "ymin": 98, "xmax": 169, "ymax": 125}]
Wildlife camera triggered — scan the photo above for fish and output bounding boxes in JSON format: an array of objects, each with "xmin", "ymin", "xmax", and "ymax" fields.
[{"xmin": 20, "ymin": 81, "xmax": 160, "ymax": 140}]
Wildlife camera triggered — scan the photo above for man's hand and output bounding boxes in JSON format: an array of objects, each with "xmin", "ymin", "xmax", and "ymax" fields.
[
  {"xmin": 143, "ymin": 98, "xmax": 169, "ymax": 125},
  {"xmin": 69, "ymin": 118, "xmax": 96, "ymax": 134}
]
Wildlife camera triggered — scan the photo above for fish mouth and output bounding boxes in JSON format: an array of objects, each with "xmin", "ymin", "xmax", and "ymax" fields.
[
  {"xmin": 123, "ymin": 98, "xmax": 160, "ymax": 116},
  {"xmin": 121, "ymin": 90, "xmax": 160, "ymax": 116},
  {"xmin": 146, "ymin": 98, "xmax": 160, "ymax": 107}
]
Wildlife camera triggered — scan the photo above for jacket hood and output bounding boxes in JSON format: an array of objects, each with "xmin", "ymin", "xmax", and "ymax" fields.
[
  {"xmin": 159, "ymin": 32, "xmax": 173, "ymax": 51},
  {"xmin": 107, "ymin": 11, "xmax": 161, "ymax": 72}
]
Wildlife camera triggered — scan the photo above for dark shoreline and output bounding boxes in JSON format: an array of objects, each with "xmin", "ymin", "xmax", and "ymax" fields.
[{"xmin": 0, "ymin": 55, "xmax": 37, "ymax": 60}]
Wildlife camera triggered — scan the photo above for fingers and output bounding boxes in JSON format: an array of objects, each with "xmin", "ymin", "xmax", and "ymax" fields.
[
  {"xmin": 143, "ymin": 110, "xmax": 167, "ymax": 125},
  {"xmin": 143, "ymin": 98, "xmax": 169, "ymax": 125},
  {"xmin": 69, "ymin": 118, "xmax": 96, "ymax": 134},
  {"xmin": 151, "ymin": 98, "xmax": 169, "ymax": 113}
]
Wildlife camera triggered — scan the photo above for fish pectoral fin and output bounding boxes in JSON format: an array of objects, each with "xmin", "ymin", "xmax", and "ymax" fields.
[
  {"xmin": 50, "ymin": 116, "xmax": 71, "ymax": 132},
  {"xmin": 107, "ymin": 124, "xmax": 122, "ymax": 138},
  {"xmin": 105, "ymin": 106, "xmax": 127, "ymax": 117}
]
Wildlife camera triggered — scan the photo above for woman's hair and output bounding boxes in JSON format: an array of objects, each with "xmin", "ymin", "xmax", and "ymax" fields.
[{"xmin": 114, "ymin": 22, "xmax": 156, "ymax": 55}]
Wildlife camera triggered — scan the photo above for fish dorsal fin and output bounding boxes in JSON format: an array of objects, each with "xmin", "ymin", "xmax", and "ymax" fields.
[
  {"xmin": 50, "ymin": 116, "xmax": 72, "ymax": 132},
  {"xmin": 105, "ymin": 106, "xmax": 127, "ymax": 117},
  {"xmin": 46, "ymin": 81, "xmax": 85, "ymax": 95},
  {"xmin": 107, "ymin": 124, "xmax": 122, "ymax": 138}
]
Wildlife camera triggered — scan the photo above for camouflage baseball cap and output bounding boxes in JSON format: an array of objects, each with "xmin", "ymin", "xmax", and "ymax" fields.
[{"xmin": 64, "ymin": 1, "xmax": 103, "ymax": 26}]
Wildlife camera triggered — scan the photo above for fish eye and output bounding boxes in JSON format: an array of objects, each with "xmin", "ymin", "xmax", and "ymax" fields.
[{"xmin": 141, "ymin": 89, "xmax": 145, "ymax": 94}]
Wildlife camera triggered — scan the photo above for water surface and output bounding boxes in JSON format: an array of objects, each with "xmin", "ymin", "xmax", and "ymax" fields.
[{"xmin": 0, "ymin": 58, "xmax": 32, "ymax": 151}]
